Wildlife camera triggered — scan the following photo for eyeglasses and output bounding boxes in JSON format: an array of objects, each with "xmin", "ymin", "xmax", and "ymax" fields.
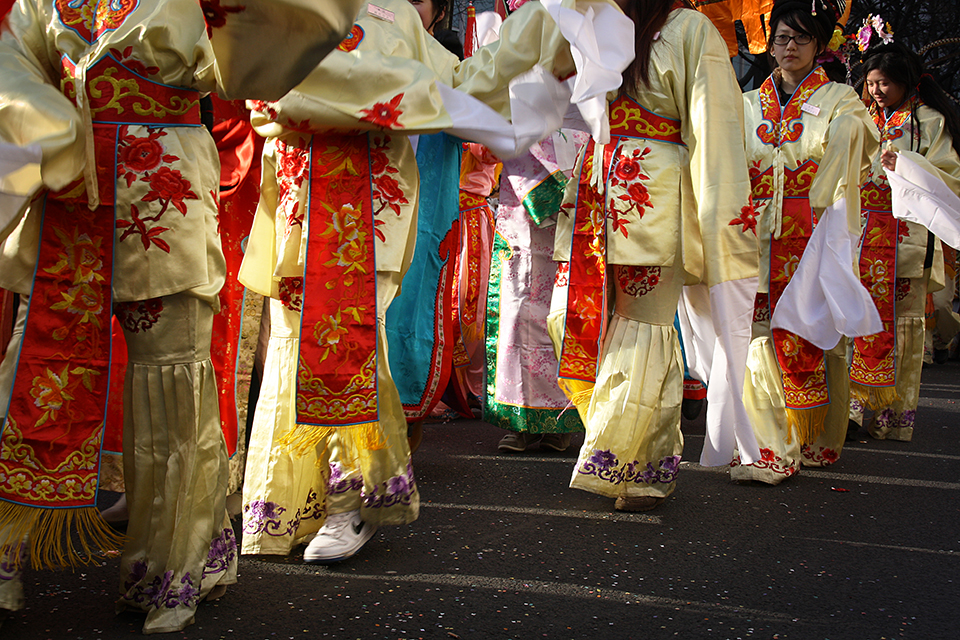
[{"xmin": 772, "ymin": 33, "xmax": 814, "ymax": 46}]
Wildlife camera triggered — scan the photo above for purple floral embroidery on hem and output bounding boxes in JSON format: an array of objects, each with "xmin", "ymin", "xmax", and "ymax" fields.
[
  {"xmin": 243, "ymin": 488, "xmax": 325, "ymax": 538},
  {"xmin": 363, "ymin": 462, "xmax": 416, "ymax": 509},
  {"xmin": 578, "ymin": 450, "xmax": 681, "ymax": 485},
  {"xmin": 203, "ymin": 528, "xmax": 237, "ymax": 577},
  {"xmin": 875, "ymin": 408, "xmax": 916, "ymax": 432},
  {"xmin": 120, "ymin": 560, "xmax": 200, "ymax": 609},
  {"xmin": 0, "ymin": 544, "xmax": 25, "ymax": 580},
  {"xmin": 328, "ymin": 462, "xmax": 364, "ymax": 495}
]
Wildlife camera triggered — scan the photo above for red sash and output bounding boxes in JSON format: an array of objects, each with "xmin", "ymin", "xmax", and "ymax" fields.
[
  {"xmin": 850, "ymin": 181, "xmax": 899, "ymax": 406},
  {"xmin": 558, "ymin": 97, "xmax": 683, "ymax": 392},
  {"xmin": 768, "ymin": 195, "xmax": 829, "ymax": 417},
  {"xmin": 458, "ymin": 190, "xmax": 493, "ymax": 341},
  {"xmin": 0, "ymin": 53, "xmax": 196, "ymax": 567},
  {"xmin": 294, "ymin": 134, "xmax": 379, "ymax": 433}
]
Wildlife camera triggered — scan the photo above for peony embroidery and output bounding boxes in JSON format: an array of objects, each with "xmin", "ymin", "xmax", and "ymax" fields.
[
  {"xmin": 729, "ymin": 200, "xmax": 758, "ymax": 235},
  {"xmin": 360, "ymin": 93, "xmax": 404, "ymax": 129}
]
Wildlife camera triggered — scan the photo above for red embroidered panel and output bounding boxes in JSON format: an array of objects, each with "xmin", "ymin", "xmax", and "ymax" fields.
[
  {"xmin": 851, "ymin": 208, "xmax": 898, "ymax": 392},
  {"xmin": 559, "ymin": 140, "xmax": 609, "ymax": 384},
  {"xmin": 609, "ymin": 95, "xmax": 683, "ymax": 145},
  {"xmin": 0, "ymin": 199, "xmax": 114, "ymax": 508},
  {"xmin": 769, "ymin": 197, "xmax": 828, "ymax": 410},
  {"xmin": 296, "ymin": 134, "xmax": 379, "ymax": 427}
]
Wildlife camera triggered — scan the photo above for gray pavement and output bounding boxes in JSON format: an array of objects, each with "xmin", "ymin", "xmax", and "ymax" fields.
[{"xmin": 4, "ymin": 359, "xmax": 960, "ymax": 639}]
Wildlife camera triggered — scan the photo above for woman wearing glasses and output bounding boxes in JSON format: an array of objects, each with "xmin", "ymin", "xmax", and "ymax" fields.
[{"xmin": 731, "ymin": 0, "xmax": 878, "ymax": 484}]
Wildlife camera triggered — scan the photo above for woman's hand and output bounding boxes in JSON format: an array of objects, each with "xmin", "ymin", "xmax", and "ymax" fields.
[{"xmin": 880, "ymin": 149, "xmax": 897, "ymax": 172}]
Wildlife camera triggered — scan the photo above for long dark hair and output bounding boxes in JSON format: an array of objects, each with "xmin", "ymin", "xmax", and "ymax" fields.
[
  {"xmin": 864, "ymin": 42, "xmax": 960, "ymax": 157},
  {"xmin": 620, "ymin": 0, "xmax": 692, "ymax": 93}
]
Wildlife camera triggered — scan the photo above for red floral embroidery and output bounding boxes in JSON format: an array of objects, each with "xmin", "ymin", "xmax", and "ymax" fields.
[
  {"xmin": 729, "ymin": 199, "xmax": 758, "ymax": 235},
  {"xmin": 249, "ymin": 100, "xmax": 279, "ymax": 121},
  {"xmin": 115, "ymin": 298, "xmax": 164, "ymax": 333},
  {"xmin": 276, "ymin": 140, "xmax": 310, "ymax": 238},
  {"xmin": 115, "ymin": 127, "xmax": 199, "ymax": 252},
  {"xmin": 730, "ymin": 450, "xmax": 797, "ymax": 477},
  {"xmin": 897, "ymin": 221, "xmax": 910, "ymax": 244},
  {"xmin": 278, "ymin": 277, "xmax": 304, "ymax": 312},
  {"xmin": 117, "ymin": 127, "xmax": 176, "ymax": 187},
  {"xmin": 607, "ymin": 146, "xmax": 653, "ymax": 238},
  {"xmin": 109, "ymin": 46, "xmax": 159, "ymax": 78},
  {"xmin": 143, "ymin": 166, "xmax": 199, "ymax": 215},
  {"xmin": 200, "ymin": 0, "xmax": 246, "ymax": 38},
  {"xmin": 374, "ymin": 174, "xmax": 405, "ymax": 213},
  {"xmin": 801, "ymin": 445, "xmax": 839, "ymax": 466},
  {"xmin": 369, "ymin": 135, "xmax": 408, "ymax": 241},
  {"xmin": 360, "ymin": 93, "xmax": 404, "ymax": 129},
  {"xmin": 117, "ymin": 204, "xmax": 171, "ymax": 252},
  {"xmin": 555, "ymin": 261, "xmax": 570, "ymax": 287},
  {"xmin": 613, "ymin": 156, "xmax": 643, "ymax": 182},
  {"xmin": 615, "ymin": 265, "xmax": 661, "ymax": 298}
]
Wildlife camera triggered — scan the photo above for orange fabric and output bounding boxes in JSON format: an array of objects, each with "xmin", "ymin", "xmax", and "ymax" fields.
[{"xmin": 694, "ymin": 0, "xmax": 774, "ymax": 57}]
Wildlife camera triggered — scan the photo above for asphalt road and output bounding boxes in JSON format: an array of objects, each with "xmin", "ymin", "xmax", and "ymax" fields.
[{"xmin": 4, "ymin": 359, "xmax": 960, "ymax": 640}]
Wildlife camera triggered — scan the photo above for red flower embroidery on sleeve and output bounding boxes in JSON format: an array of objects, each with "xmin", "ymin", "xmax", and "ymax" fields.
[
  {"xmin": 729, "ymin": 200, "xmax": 758, "ymax": 236},
  {"xmin": 200, "ymin": 0, "xmax": 246, "ymax": 38},
  {"xmin": 360, "ymin": 93, "xmax": 405, "ymax": 129}
]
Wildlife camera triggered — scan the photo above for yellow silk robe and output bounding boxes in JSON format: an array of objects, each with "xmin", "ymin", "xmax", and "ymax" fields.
[
  {"xmin": 554, "ymin": 7, "xmax": 756, "ymax": 289},
  {"xmin": 0, "ymin": 0, "xmax": 362, "ymax": 301}
]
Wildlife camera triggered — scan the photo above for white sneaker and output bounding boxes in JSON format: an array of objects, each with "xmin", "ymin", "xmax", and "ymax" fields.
[{"xmin": 304, "ymin": 510, "xmax": 376, "ymax": 564}]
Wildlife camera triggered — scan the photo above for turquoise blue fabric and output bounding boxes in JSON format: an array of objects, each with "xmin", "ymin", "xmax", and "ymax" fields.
[{"xmin": 384, "ymin": 133, "xmax": 462, "ymax": 416}]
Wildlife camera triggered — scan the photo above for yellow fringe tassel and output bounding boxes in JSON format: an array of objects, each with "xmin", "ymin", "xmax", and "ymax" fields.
[
  {"xmin": 559, "ymin": 378, "xmax": 595, "ymax": 424},
  {"xmin": 459, "ymin": 321, "xmax": 482, "ymax": 345},
  {"xmin": 850, "ymin": 382, "xmax": 900, "ymax": 412},
  {"xmin": 0, "ymin": 502, "xmax": 126, "ymax": 571},
  {"xmin": 278, "ymin": 421, "xmax": 387, "ymax": 461},
  {"xmin": 785, "ymin": 405, "xmax": 830, "ymax": 446}
]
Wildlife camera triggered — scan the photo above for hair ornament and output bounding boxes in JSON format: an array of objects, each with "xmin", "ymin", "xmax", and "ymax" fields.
[{"xmin": 856, "ymin": 14, "xmax": 894, "ymax": 52}]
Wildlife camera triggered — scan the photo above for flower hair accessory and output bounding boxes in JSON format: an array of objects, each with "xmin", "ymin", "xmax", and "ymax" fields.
[{"xmin": 856, "ymin": 14, "xmax": 894, "ymax": 52}]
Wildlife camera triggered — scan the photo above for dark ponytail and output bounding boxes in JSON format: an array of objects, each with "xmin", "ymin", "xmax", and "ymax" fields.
[{"xmin": 619, "ymin": 0, "xmax": 693, "ymax": 93}]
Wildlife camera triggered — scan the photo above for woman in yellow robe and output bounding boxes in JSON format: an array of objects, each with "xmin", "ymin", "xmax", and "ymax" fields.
[
  {"xmin": 849, "ymin": 42, "xmax": 960, "ymax": 442},
  {"xmin": 0, "ymin": 0, "xmax": 361, "ymax": 632},
  {"xmin": 238, "ymin": 0, "xmax": 629, "ymax": 559},
  {"xmin": 733, "ymin": 0, "xmax": 878, "ymax": 485},
  {"xmin": 550, "ymin": 0, "xmax": 759, "ymax": 512}
]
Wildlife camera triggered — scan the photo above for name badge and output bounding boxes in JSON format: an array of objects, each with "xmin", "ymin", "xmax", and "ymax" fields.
[
  {"xmin": 367, "ymin": 3, "xmax": 395, "ymax": 22},
  {"xmin": 800, "ymin": 103, "xmax": 821, "ymax": 117}
]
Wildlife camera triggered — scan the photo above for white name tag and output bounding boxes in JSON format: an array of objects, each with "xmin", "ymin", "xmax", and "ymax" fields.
[
  {"xmin": 800, "ymin": 103, "xmax": 821, "ymax": 117},
  {"xmin": 367, "ymin": 3, "xmax": 394, "ymax": 22}
]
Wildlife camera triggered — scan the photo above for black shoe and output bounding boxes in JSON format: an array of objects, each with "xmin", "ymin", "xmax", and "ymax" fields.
[
  {"xmin": 846, "ymin": 419, "xmax": 861, "ymax": 442},
  {"xmin": 681, "ymin": 397, "xmax": 704, "ymax": 421},
  {"xmin": 934, "ymin": 348, "xmax": 949, "ymax": 364}
]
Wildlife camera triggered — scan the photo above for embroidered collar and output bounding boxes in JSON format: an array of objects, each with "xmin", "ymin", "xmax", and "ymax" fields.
[
  {"xmin": 756, "ymin": 66, "xmax": 831, "ymax": 147},
  {"xmin": 869, "ymin": 95, "xmax": 920, "ymax": 143}
]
